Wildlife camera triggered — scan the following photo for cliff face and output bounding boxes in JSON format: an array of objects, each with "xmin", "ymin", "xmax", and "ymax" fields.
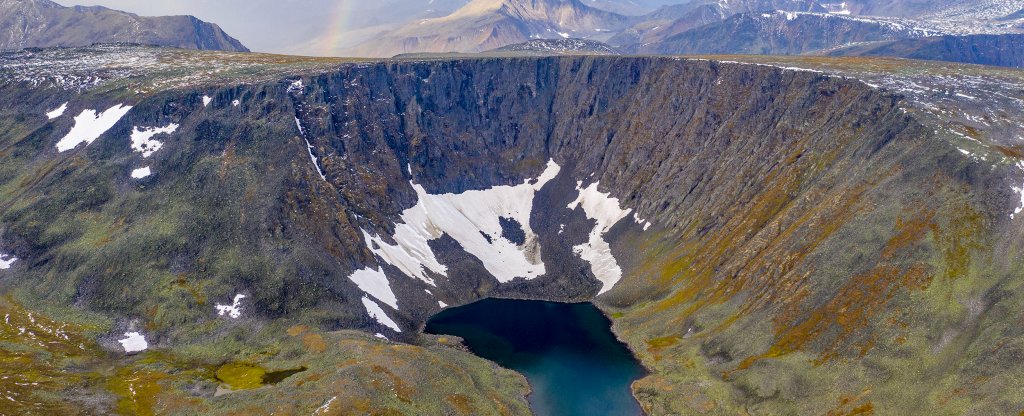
[
  {"xmin": 1, "ymin": 46, "xmax": 1023, "ymax": 414},
  {"xmin": 0, "ymin": 0, "xmax": 249, "ymax": 52}
]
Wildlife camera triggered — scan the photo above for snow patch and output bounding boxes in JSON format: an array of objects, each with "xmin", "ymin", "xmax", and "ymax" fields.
[
  {"xmin": 130, "ymin": 124, "xmax": 177, "ymax": 158},
  {"xmin": 567, "ymin": 181, "xmax": 633, "ymax": 294},
  {"xmin": 232, "ymin": 99, "xmax": 240, "ymax": 107},
  {"xmin": 362, "ymin": 296, "xmax": 401, "ymax": 332},
  {"xmin": 56, "ymin": 104, "xmax": 132, "ymax": 152},
  {"xmin": 215, "ymin": 294, "xmax": 246, "ymax": 319},
  {"xmin": 118, "ymin": 332, "xmax": 148, "ymax": 353},
  {"xmin": 131, "ymin": 167, "xmax": 151, "ymax": 179},
  {"xmin": 438, "ymin": 300, "xmax": 447, "ymax": 308},
  {"xmin": 633, "ymin": 213, "xmax": 652, "ymax": 231},
  {"xmin": 360, "ymin": 160, "xmax": 560, "ymax": 285},
  {"xmin": 46, "ymin": 102, "xmax": 67, "ymax": 119},
  {"xmin": 1012, "ymin": 161, "xmax": 1024, "ymax": 219},
  {"xmin": 349, "ymin": 267, "xmax": 398, "ymax": 309},
  {"xmin": 202, "ymin": 95, "xmax": 212, "ymax": 107},
  {"xmin": 0, "ymin": 254, "xmax": 16, "ymax": 270}
]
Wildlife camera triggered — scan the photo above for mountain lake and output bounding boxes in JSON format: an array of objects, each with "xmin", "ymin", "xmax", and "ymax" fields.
[{"xmin": 425, "ymin": 298, "xmax": 646, "ymax": 416}]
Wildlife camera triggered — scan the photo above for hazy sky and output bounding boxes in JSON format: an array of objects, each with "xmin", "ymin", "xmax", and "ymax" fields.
[{"xmin": 52, "ymin": 0, "xmax": 457, "ymax": 55}]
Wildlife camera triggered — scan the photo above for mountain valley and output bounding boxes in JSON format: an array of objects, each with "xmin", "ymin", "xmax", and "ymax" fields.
[{"xmin": 1, "ymin": 44, "xmax": 1024, "ymax": 414}]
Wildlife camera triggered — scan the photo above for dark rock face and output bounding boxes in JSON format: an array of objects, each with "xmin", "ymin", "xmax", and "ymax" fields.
[
  {"xmin": 827, "ymin": 34, "xmax": 1024, "ymax": 68},
  {"xmin": 0, "ymin": 0, "xmax": 249, "ymax": 51}
]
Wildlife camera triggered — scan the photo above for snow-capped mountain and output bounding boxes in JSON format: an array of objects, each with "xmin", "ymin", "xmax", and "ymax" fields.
[
  {"xmin": 0, "ymin": 0, "xmax": 249, "ymax": 52},
  {"xmin": 608, "ymin": 0, "xmax": 827, "ymax": 47},
  {"xmin": 643, "ymin": 10, "xmax": 946, "ymax": 54},
  {"xmin": 345, "ymin": 0, "xmax": 632, "ymax": 57}
]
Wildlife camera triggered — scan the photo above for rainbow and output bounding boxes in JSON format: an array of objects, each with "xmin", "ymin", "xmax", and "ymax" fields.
[{"xmin": 320, "ymin": 1, "xmax": 357, "ymax": 56}]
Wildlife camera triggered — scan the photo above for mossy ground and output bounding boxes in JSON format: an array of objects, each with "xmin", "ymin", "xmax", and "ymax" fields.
[{"xmin": 0, "ymin": 295, "xmax": 531, "ymax": 415}]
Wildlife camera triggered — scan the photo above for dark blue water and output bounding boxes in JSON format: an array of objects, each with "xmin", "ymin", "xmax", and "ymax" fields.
[{"xmin": 424, "ymin": 299, "xmax": 646, "ymax": 416}]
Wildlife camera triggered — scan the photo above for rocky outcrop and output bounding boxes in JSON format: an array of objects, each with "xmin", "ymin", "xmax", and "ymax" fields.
[
  {"xmin": 490, "ymin": 38, "xmax": 619, "ymax": 54},
  {"xmin": 0, "ymin": 0, "xmax": 249, "ymax": 52}
]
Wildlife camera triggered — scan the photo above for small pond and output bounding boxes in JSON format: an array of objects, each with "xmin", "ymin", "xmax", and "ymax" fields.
[{"xmin": 425, "ymin": 298, "xmax": 646, "ymax": 416}]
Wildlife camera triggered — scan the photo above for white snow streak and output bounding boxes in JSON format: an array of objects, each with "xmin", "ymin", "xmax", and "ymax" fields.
[
  {"xmin": 131, "ymin": 167, "xmax": 151, "ymax": 179},
  {"xmin": 568, "ymin": 181, "xmax": 632, "ymax": 294},
  {"xmin": 360, "ymin": 160, "xmax": 560, "ymax": 285},
  {"xmin": 46, "ymin": 102, "xmax": 67, "ymax": 119},
  {"xmin": 118, "ymin": 332, "xmax": 148, "ymax": 353},
  {"xmin": 130, "ymin": 124, "xmax": 177, "ymax": 158},
  {"xmin": 1012, "ymin": 161, "xmax": 1024, "ymax": 219},
  {"xmin": 294, "ymin": 117, "xmax": 326, "ymax": 180},
  {"xmin": 348, "ymin": 267, "xmax": 398, "ymax": 309},
  {"xmin": 215, "ymin": 294, "xmax": 246, "ymax": 319},
  {"xmin": 362, "ymin": 296, "xmax": 401, "ymax": 332},
  {"xmin": 314, "ymin": 397, "xmax": 337, "ymax": 415},
  {"xmin": 56, "ymin": 104, "xmax": 132, "ymax": 152}
]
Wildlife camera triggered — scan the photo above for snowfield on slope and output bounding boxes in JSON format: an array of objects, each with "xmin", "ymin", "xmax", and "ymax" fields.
[
  {"xmin": 46, "ymin": 102, "xmax": 67, "ymax": 119},
  {"xmin": 215, "ymin": 294, "xmax": 246, "ymax": 319},
  {"xmin": 131, "ymin": 167, "xmax": 152, "ymax": 179},
  {"xmin": 118, "ymin": 331, "xmax": 148, "ymax": 353},
  {"xmin": 56, "ymin": 104, "xmax": 132, "ymax": 152},
  {"xmin": 568, "ymin": 181, "xmax": 636, "ymax": 294},
  {"xmin": 0, "ymin": 253, "xmax": 16, "ymax": 270},
  {"xmin": 130, "ymin": 124, "xmax": 178, "ymax": 158},
  {"xmin": 348, "ymin": 267, "xmax": 398, "ymax": 309},
  {"xmin": 362, "ymin": 296, "xmax": 401, "ymax": 332},
  {"xmin": 358, "ymin": 160, "xmax": 561, "ymax": 286}
]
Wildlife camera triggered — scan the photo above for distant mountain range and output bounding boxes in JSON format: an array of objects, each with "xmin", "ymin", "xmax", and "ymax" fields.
[
  {"xmin": 0, "ymin": 0, "xmax": 248, "ymax": 52},
  {"xmin": 6, "ymin": 0, "xmax": 1024, "ymax": 68},
  {"xmin": 346, "ymin": 0, "xmax": 1024, "ymax": 68},
  {"xmin": 344, "ymin": 0, "xmax": 632, "ymax": 57},
  {"xmin": 826, "ymin": 33, "xmax": 1024, "ymax": 67},
  {"xmin": 638, "ymin": 11, "xmax": 943, "ymax": 55}
]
